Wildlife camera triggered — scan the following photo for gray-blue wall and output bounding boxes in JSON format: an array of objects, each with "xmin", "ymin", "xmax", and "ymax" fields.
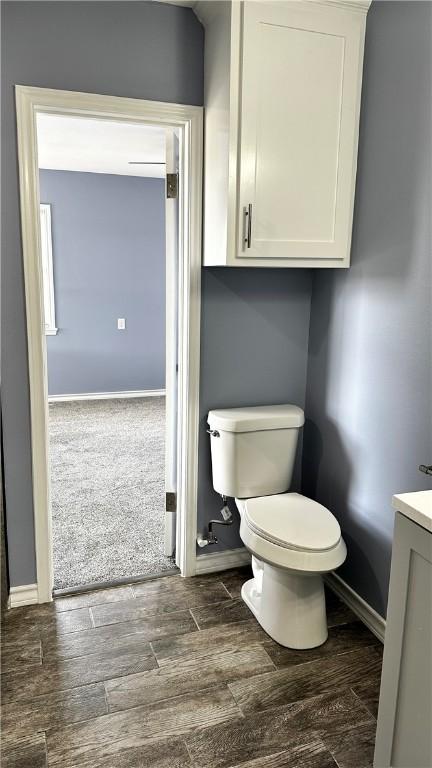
[
  {"xmin": 1, "ymin": 0, "xmax": 204, "ymax": 587},
  {"xmin": 40, "ymin": 170, "xmax": 166, "ymax": 396},
  {"xmin": 198, "ymin": 269, "xmax": 312, "ymax": 550},
  {"xmin": 303, "ymin": 0, "xmax": 432, "ymax": 618}
]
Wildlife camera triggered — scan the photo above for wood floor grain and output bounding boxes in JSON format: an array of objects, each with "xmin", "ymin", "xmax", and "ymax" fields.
[
  {"xmin": 105, "ymin": 645, "xmax": 275, "ymax": 712},
  {"xmin": 1, "ymin": 637, "xmax": 42, "ymax": 672},
  {"xmin": 264, "ymin": 621, "xmax": 380, "ymax": 670},
  {"xmin": 131, "ymin": 574, "xmax": 229, "ymax": 600},
  {"xmin": 218, "ymin": 568, "xmax": 253, "ymax": 599},
  {"xmin": 323, "ymin": 720, "xmax": 377, "ymax": 768},
  {"xmin": 54, "ymin": 585, "xmax": 134, "ymax": 612},
  {"xmin": 228, "ymin": 646, "xmax": 382, "ymax": 713},
  {"xmin": 2, "ymin": 637, "xmax": 157, "ymax": 703},
  {"xmin": 0, "ymin": 734, "xmax": 47, "ymax": 768},
  {"xmin": 3, "ymin": 603, "xmax": 93, "ymax": 636},
  {"xmin": 45, "ymin": 686, "xmax": 242, "ymax": 766},
  {"xmin": 1, "ymin": 623, "xmax": 41, "ymax": 647},
  {"xmin": 60, "ymin": 739, "xmax": 194, "ymax": 768},
  {"xmin": 185, "ymin": 690, "xmax": 372, "ymax": 768},
  {"xmin": 42, "ymin": 609, "xmax": 197, "ymax": 661},
  {"xmin": 229, "ymin": 742, "xmax": 337, "ymax": 768},
  {"xmin": 325, "ymin": 589, "xmax": 358, "ymax": 627},
  {"xmin": 1, "ymin": 683, "xmax": 107, "ymax": 740},
  {"xmin": 151, "ymin": 619, "xmax": 268, "ymax": 666},
  {"xmin": 191, "ymin": 597, "xmax": 252, "ymax": 629},
  {"xmin": 351, "ymin": 676, "xmax": 382, "ymax": 719},
  {"xmin": 91, "ymin": 580, "xmax": 230, "ymax": 627},
  {"xmin": 1, "ymin": 569, "xmax": 383, "ymax": 768}
]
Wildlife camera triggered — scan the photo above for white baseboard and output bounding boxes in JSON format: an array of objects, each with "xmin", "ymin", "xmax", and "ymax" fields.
[
  {"xmin": 195, "ymin": 547, "xmax": 251, "ymax": 575},
  {"xmin": 164, "ymin": 510, "xmax": 176, "ymax": 557},
  {"xmin": 48, "ymin": 389, "xmax": 166, "ymax": 403},
  {"xmin": 325, "ymin": 571, "xmax": 386, "ymax": 643},
  {"xmin": 8, "ymin": 583, "xmax": 39, "ymax": 608}
]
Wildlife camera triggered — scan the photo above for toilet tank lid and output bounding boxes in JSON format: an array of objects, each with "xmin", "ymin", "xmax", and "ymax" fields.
[{"xmin": 208, "ymin": 404, "xmax": 305, "ymax": 433}]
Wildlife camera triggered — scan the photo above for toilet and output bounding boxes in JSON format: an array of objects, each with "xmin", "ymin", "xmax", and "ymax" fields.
[{"xmin": 207, "ymin": 404, "xmax": 347, "ymax": 649}]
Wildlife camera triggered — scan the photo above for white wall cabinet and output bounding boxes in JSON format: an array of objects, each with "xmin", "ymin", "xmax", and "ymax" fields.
[{"xmin": 197, "ymin": 0, "xmax": 371, "ymax": 268}]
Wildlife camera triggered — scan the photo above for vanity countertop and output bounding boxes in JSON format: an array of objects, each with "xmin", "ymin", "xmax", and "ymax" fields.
[{"xmin": 392, "ymin": 490, "xmax": 432, "ymax": 533}]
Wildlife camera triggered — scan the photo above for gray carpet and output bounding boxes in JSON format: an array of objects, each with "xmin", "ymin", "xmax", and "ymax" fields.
[{"xmin": 49, "ymin": 397, "xmax": 176, "ymax": 590}]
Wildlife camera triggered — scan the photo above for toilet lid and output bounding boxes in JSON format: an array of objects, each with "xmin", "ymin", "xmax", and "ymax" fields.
[{"xmin": 243, "ymin": 493, "xmax": 341, "ymax": 552}]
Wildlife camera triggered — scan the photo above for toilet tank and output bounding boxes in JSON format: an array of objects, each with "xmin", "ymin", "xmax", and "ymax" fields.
[{"xmin": 207, "ymin": 404, "xmax": 305, "ymax": 499}]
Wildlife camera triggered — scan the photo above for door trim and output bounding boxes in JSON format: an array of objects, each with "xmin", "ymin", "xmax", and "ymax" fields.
[
  {"xmin": 15, "ymin": 85, "xmax": 203, "ymax": 601},
  {"xmin": 164, "ymin": 129, "xmax": 178, "ymax": 557}
]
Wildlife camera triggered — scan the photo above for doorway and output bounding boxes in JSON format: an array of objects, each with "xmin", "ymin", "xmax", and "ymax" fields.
[
  {"xmin": 37, "ymin": 115, "xmax": 178, "ymax": 590},
  {"xmin": 16, "ymin": 86, "xmax": 203, "ymax": 601}
]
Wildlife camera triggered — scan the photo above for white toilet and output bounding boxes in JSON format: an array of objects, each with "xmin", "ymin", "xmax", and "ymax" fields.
[{"xmin": 207, "ymin": 404, "xmax": 347, "ymax": 649}]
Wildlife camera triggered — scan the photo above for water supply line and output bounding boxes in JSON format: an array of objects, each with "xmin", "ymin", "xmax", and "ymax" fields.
[{"xmin": 197, "ymin": 497, "xmax": 234, "ymax": 547}]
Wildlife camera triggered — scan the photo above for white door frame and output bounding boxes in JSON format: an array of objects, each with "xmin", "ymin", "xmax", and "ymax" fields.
[
  {"xmin": 15, "ymin": 85, "xmax": 203, "ymax": 602},
  {"xmin": 164, "ymin": 129, "xmax": 178, "ymax": 556}
]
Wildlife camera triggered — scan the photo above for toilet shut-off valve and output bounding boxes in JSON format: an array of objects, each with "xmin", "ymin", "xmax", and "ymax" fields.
[{"xmin": 197, "ymin": 498, "xmax": 234, "ymax": 547}]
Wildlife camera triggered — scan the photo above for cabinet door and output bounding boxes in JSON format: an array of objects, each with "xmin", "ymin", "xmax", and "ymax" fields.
[
  {"xmin": 238, "ymin": 1, "xmax": 365, "ymax": 266},
  {"xmin": 374, "ymin": 512, "xmax": 432, "ymax": 767}
]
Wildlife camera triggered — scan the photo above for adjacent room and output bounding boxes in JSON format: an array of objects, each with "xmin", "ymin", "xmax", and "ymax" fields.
[{"xmin": 37, "ymin": 114, "xmax": 178, "ymax": 589}]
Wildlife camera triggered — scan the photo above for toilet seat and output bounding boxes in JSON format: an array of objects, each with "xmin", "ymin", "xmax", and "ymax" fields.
[
  {"xmin": 236, "ymin": 493, "xmax": 347, "ymax": 574},
  {"xmin": 243, "ymin": 493, "xmax": 341, "ymax": 553}
]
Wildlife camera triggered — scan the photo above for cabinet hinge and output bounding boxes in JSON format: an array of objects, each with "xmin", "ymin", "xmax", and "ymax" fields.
[{"xmin": 166, "ymin": 173, "xmax": 178, "ymax": 199}]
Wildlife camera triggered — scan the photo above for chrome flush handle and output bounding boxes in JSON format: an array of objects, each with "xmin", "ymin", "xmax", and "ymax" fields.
[
  {"xmin": 419, "ymin": 464, "xmax": 432, "ymax": 475},
  {"xmin": 206, "ymin": 429, "xmax": 220, "ymax": 438}
]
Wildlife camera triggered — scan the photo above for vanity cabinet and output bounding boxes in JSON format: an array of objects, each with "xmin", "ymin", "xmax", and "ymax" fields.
[
  {"xmin": 374, "ymin": 492, "xmax": 432, "ymax": 768},
  {"xmin": 197, "ymin": 0, "xmax": 371, "ymax": 268}
]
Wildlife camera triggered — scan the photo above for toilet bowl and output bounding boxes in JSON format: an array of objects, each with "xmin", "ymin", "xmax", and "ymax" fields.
[
  {"xmin": 207, "ymin": 404, "xmax": 347, "ymax": 649},
  {"xmin": 236, "ymin": 493, "xmax": 346, "ymax": 648}
]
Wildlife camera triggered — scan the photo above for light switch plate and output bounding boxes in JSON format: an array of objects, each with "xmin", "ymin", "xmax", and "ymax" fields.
[{"xmin": 117, "ymin": 318, "xmax": 126, "ymax": 330}]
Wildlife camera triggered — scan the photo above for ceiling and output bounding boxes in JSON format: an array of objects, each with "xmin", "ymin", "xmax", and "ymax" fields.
[{"xmin": 36, "ymin": 114, "xmax": 168, "ymax": 178}]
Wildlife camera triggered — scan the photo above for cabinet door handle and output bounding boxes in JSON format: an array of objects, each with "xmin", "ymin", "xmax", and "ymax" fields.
[{"xmin": 244, "ymin": 203, "xmax": 252, "ymax": 248}]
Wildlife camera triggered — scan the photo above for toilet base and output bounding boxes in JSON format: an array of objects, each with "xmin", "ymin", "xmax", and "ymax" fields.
[{"xmin": 241, "ymin": 561, "xmax": 328, "ymax": 649}]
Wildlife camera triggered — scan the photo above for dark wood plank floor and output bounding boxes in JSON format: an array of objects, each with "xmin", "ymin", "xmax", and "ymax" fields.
[{"xmin": 0, "ymin": 568, "xmax": 382, "ymax": 767}]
